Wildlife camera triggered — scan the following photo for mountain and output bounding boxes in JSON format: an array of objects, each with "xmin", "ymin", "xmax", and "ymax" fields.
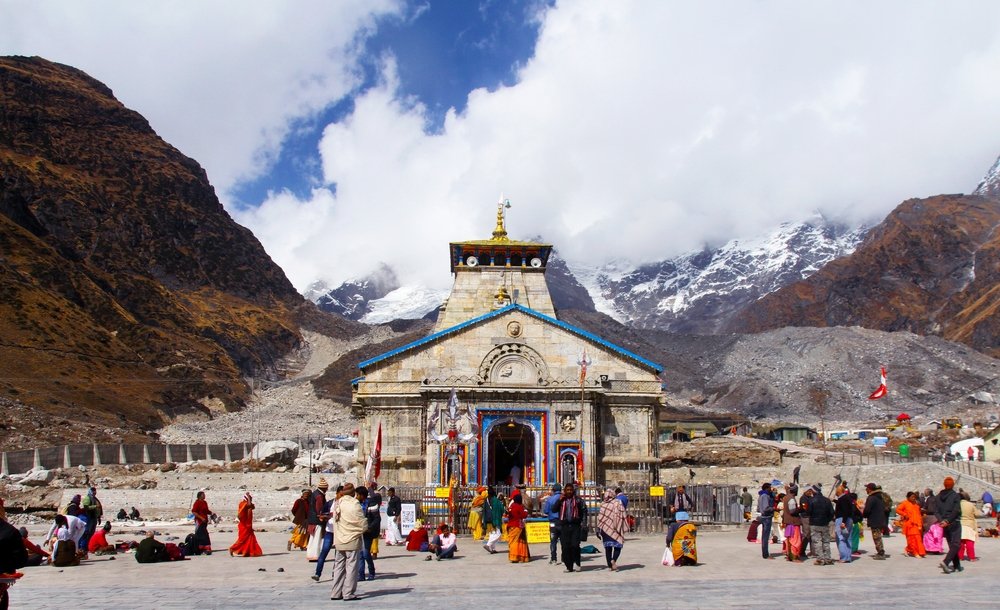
[
  {"xmin": 307, "ymin": 263, "xmax": 400, "ymax": 320},
  {"xmin": 730, "ymin": 193, "xmax": 1000, "ymax": 357},
  {"xmin": 975, "ymin": 154, "xmax": 1000, "ymax": 198},
  {"xmin": 565, "ymin": 219, "xmax": 866, "ymax": 333},
  {"xmin": 0, "ymin": 56, "xmax": 358, "ymax": 448}
]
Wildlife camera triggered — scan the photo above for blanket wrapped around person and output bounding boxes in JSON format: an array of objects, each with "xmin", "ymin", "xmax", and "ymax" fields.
[{"xmin": 663, "ymin": 511, "xmax": 697, "ymax": 566}]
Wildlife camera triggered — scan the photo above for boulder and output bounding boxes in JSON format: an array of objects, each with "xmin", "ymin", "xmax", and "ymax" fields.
[
  {"xmin": 294, "ymin": 448, "xmax": 353, "ymax": 472},
  {"xmin": 971, "ymin": 391, "xmax": 995, "ymax": 404},
  {"xmin": 19, "ymin": 469, "xmax": 55, "ymax": 486},
  {"xmin": 250, "ymin": 440, "xmax": 299, "ymax": 466}
]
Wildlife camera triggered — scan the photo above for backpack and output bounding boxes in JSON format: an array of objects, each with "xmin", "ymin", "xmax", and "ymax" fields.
[{"xmin": 880, "ymin": 492, "xmax": 893, "ymax": 516}]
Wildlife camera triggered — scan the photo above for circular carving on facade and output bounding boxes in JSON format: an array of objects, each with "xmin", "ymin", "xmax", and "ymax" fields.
[
  {"xmin": 478, "ymin": 343, "xmax": 549, "ymax": 385},
  {"xmin": 506, "ymin": 321, "xmax": 523, "ymax": 338}
]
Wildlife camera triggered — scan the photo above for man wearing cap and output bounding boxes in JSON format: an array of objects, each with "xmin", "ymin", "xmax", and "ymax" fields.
[
  {"xmin": 936, "ymin": 477, "xmax": 962, "ymax": 574},
  {"xmin": 801, "ymin": 485, "xmax": 835, "ymax": 565},
  {"xmin": 542, "ymin": 483, "xmax": 563, "ymax": 564},
  {"xmin": 862, "ymin": 483, "xmax": 889, "ymax": 560},
  {"xmin": 307, "ymin": 478, "xmax": 330, "ymax": 561},
  {"xmin": 331, "ymin": 483, "xmax": 366, "ymax": 601}
]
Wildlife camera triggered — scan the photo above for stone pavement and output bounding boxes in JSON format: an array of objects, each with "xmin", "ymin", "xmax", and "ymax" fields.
[{"xmin": 10, "ymin": 525, "xmax": 997, "ymax": 608}]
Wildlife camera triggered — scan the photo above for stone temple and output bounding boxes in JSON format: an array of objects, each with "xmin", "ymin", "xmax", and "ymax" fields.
[{"xmin": 352, "ymin": 200, "xmax": 665, "ymax": 487}]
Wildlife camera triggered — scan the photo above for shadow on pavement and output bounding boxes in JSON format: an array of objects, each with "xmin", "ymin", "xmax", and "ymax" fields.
[{"xmin": 357, "ymin": 587, "xmax": 413, "ymax": 599}]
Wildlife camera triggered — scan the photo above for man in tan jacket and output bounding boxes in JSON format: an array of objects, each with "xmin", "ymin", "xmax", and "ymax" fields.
[{"xmin": 331, "ymin": 483, "xmax": 367, "ymax": 601}]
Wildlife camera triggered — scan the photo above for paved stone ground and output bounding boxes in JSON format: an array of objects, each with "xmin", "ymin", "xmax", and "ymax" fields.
[{"xmin": 9, "ymin": 526, "xmax": 996, "ymax": 608}]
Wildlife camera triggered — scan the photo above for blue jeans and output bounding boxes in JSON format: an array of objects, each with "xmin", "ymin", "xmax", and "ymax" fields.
[
  {"xmin": 835, "ymin": 518, "xmax": 852, "ymax": 561},
  {"xmin": 436, "ymin": 545, "xmax": 455, "ymax": 559},
  {"xmin": 314, "ymin": 531, "xmax": 333, "ymax": 577},
  {"xmin": 358, "ymin": 535, "xmax": 376, "ymax": 579},
  {"xmin": 760, "ymin": 517, "xmax": 773, "ymax": 558}
]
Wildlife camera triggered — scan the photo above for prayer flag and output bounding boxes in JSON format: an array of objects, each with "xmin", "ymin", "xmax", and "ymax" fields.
[
  {"xmin": 364, "ymin": 422, "xmax": 382, "ymax": 485},
  {"xmin": 868, "ymin": 367, "xmax": 888, "ymax": 400}
]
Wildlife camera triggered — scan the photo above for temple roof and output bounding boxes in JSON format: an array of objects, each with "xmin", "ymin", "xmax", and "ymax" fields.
[{"xmin": 358, "ymin": 303, "xmax": 663, "ymax": 373}]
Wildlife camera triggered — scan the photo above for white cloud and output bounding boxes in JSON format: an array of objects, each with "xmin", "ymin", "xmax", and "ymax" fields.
[
  {"xmin": 0, "ymin": 0, "xmax": 404, "ymax": 192},
  {"xmin": 4, "ymin": 1, "xmax": 1000, "ymax": 295},
  {"xmin": 241, "ymin": 1, "xmax": 1000, "ymax": 292}
]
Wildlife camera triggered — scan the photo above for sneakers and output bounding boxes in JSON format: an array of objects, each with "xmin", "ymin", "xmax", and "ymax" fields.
[
  {"xmin": 940, "ymin": 562, "xmax": 953, "ymax": 574},
  {"xmin": 311, "ymin": 575, "xmax": 319, "ymax": 582},
  {"xmin": 549, "ymin": 559, "xmax": 556, "ymax": 564},
  {"xmin": 873, "ymin": 554, "xmax": 887, "ymax": 560},
  {"xmin": 424, "ymin": 555, "xmax": 432, "ymax": 561}
]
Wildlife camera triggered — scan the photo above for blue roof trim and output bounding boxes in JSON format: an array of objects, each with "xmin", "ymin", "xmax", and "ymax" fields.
[
  {"xmin": 358, "ymin": 303, "xmax": 663, "ymax": 374},
  {"xmin": 350, "ymin": 376, "xmax": 366, "ymax": 386}
]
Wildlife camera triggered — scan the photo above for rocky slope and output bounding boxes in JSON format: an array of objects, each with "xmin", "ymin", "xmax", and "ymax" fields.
[
  {"xmin": 0, "ymin": 56, "xmax": 361, "ymax": 448},
  {"xmin": 730, "ymin": 194, "xmax": 1000, "ymax": 357}
]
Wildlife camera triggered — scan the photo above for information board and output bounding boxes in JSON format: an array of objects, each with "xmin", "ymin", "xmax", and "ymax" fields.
[
  {"xmin": 400, "ymin": 503, "xmax": 417, "ymax": 536},
  {"xmin": 525, "ymin": 519, "xmax": 550, "ymax": 544}
]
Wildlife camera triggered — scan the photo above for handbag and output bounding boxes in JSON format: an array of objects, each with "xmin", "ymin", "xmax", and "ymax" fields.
[{"xmin": 579, "ymin": 525, "xmax": 589, "ymax": 542}]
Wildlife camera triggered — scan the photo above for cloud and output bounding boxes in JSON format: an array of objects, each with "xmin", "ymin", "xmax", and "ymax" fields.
[
  {"xmin": 240, "ymin": 1, "xmax": 1000, "ymax": 292},
  {"xmin": 0, "ymin": 0, "xmax": 404, "ymax": 192}
]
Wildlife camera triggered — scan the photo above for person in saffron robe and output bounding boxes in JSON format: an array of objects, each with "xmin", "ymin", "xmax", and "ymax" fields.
[
  {"xmin": 468, "ymin": 488, "xmax": 487, "ymax": 541},
  {"xmin": 597, "ymin": 488, "xmax": 628, "ymax": 571},
  {"xmin": 229, "ymin": 493, "xmax": 263, "ymax": 557},
  {"xmin": 896, "ymin": 491, "xmax": 926, "ymax": 558},
  {"xmin": 506, "ymin": 494, "xmax": 530, "ymax": 563},
  {"xmin": 666, "ymin": 511, "xmax": 698, "ymax": 566},
  {"xmin": 288, "ymin": 489, "xmax": 310, "ymax": 551},
  {"xmin": 191, "ymin": 491, "xmax": 214, "ymax": 555}
]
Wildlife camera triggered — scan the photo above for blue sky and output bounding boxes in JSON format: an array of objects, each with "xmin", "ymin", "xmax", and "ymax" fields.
[
  {"xmin": 2, "ymin": 1, "xmax": 1000, "ymax": 293},
  {"xmin": 232, "ymin": 1, "xmax": 548, "ymax": 205}
]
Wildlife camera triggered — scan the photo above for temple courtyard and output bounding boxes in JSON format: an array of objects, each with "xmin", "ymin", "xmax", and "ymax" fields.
[{"xmin": 10, "ymin": 524, "xmax": 996, "ymax": 607}]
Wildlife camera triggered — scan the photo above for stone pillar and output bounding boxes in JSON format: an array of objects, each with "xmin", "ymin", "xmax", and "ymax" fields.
[
  {"xmin": 165, "ymin": 445, "xmax": 174, "ymax": 463},
  {"xmin": 1, "ymin": 452, "xmax": 8, "ymax": 476},
  {"xmin": 63, "ymin": 446, "xmax": 72, "ymax": 469},
  {"xmin": 93, "ymin": 444, "xmax": 101, "ymax": 466},
  {"xmin": 186, "ymin": 445, "xmax": 193, "ymax": 463},
  {"xmin": 224, "ymin": 444, "xmax": 232, "ymax": 462},
  {"xmin": 142, "ymin": 445, "xmax": 151, "ymax": 464},
  {"xmin": 119, "ymin": 444, "xmax": 127, "ymax": 465},
  {"xmin": 33, "ymin": 448, "xmax": 41, "ymax": 470}
]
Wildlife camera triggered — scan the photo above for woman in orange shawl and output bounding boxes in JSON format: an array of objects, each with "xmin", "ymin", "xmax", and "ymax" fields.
[
  {"xmin": 229, "ymin": 493, "xmax": 263, "ymax": 557},
  {"xmin": 506, "ymin": 494, "xmax": 530, "ymax": 563},
  {"xmin": 468, "ymin": 488, "xmax": 488, "ymax": 540},
  {"xmin": 896, "ymin": 491, "xmax": 926, "ymax": 558}
]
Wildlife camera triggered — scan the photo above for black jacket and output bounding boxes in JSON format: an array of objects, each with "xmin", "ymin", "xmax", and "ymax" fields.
[
  {"xmin": 863, "ymin": 492, "xmax": 888, "ymax": 529},
  {"xmin": 935, "ymin": 488, "xmax": 961, "ymax": 523},
  {"xmin": 0, "ymin": 519, "xmax": 28, "ymax": 573},
  {"xmin": 386, "ymin": 495, "xmax": 402, "ymax": 518},
  {"xmin": 803, "ymin": 493, "xmax": 834, "ymax": 527},
  {"xmin": 552, "ymin": 495, "xmax": 588, "ymax": 527},
  {"xmin": 834, "ymin": 493, "xmax": 857, "ymax": 520}
]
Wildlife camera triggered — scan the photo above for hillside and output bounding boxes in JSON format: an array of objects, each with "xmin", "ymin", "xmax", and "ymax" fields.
[
  {"xmin": 730, "ymin": 194, "xmax": 1000, "ymax": 357},
  {"xmin": 0, "ymin": 56, "xmax": 362, "ymax": 448}
]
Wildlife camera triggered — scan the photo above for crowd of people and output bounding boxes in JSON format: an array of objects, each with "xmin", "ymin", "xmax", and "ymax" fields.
[{"xmin": 745, "ymin": 475, "xmax": 988, "ymax": 574}]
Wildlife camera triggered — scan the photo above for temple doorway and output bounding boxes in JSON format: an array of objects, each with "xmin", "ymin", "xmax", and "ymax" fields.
[{"xmin": 488, "ymin": 421, "xmax": 534, "ymax": 485}]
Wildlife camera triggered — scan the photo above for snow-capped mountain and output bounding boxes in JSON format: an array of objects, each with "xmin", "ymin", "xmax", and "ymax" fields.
[
  {"xmin": 305, "ymin": 263, "xmax": 402, "ymax": 321},
  {"xmin": 564, "ymin": 218, "xmax": 868, "ymax": 333},
  {"xmin": 305, "ymin": 219, "xmax": 867, "ymax": 333},
  {"xmin": 974, "ymin": 154, "xmax": 1000, "ymax": 198}
]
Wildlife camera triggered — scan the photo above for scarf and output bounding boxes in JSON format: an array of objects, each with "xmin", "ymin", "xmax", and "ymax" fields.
[{"xmin": 559, "ymin": 496, "xmax": 580, "ymax": 522}]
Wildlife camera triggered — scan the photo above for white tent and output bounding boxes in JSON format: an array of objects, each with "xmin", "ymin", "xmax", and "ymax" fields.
[{"xmin": 949, "ymin": 437, "xmax": 985, "ymax": 460}]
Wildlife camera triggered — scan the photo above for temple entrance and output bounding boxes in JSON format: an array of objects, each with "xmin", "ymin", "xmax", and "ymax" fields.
[
  {"xmin": 488, "ymin": 421, "xmax": 535, "ymax": 485},
  {"xmin": 560, "ymin": 452, "xmax": 577, "ymax": 486}
]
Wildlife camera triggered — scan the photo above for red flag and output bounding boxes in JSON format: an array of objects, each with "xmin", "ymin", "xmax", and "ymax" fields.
[
  {"xmin": 868, "ymin": 367, "xmax": 888, "ymax": 400},
  {"xmin": 364, "ymin": 422, "xmax": 382, "ymax": 485}
]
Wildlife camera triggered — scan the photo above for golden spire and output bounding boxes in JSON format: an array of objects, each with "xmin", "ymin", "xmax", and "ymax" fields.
[{"xmin": 491, "ymin": 193, "xmax": 511, "ymax": 242}]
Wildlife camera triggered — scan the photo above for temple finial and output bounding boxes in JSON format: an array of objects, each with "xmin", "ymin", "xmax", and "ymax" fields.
[{"xmin": 492, "ymin": 193, "xmax": 511, "ymax": 241}]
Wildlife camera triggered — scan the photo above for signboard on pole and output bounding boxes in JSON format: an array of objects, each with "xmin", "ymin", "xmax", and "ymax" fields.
[{"xmin": 400, "ymin": 503, "xmax": 417, "ymax": 536}]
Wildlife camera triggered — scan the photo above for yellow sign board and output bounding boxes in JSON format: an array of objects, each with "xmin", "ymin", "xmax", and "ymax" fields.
[
  {"xmin": 525, "ymin": 520, "xmax": 550, "ymax": 544},
  {"xmin": 649, "ymin": 486, "xmax": 665, "ymax": 497},
  {"xmin": 434, "ymin": 487, "xmax": 450, "ymax": 498}
]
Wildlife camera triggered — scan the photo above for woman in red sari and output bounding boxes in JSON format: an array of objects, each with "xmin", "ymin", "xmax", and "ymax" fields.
[
  {"xmin": 229, "ymin": 493, "xmax": 263, "ymax": 557},
  {"xmin": 506, "ymin": 494, "xmax": 530, "ymax": 563},
  {"xmin": 191, "ymin": 491, "xmax": 213, "ymax": 555}
]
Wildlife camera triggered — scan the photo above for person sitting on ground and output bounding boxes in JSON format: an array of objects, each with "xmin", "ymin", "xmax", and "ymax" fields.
[
  {"xmin": 116, "ymin": 508, "xmax": 128, "ymax": 521},
  {"xmin": 48, "ymin": 515, "xmax": 82, "ymax": 567},
  {"xmin": 19, "ymin": 527, "xmax": 50, "ymax": 566},
  {"xmin": 406, "ymin": 521, "xmax": 429, "ymax": 552},
  {"xmin": 129, "ymin": 507, "xmax": 141, "ymax": 521},
  {"xmin": 665, "ymin": 511, "xmax": 698, "ymax": 566},
  {"xmin": 87, "ymin": 521, "xmax": 116, "ymax": 555},
  {"xmin": 135, "ymin": 531, "xmax": 169, "ymax": 564},
  {"xmin": 426, "ymin": 524, "xmax": 457, "ymax": 560}
]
